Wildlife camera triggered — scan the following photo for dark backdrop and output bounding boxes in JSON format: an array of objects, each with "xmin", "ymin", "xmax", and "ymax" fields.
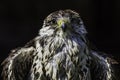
[{"xmin": 0, "ymin": 0, "xmax": 120, "ymax": 79}]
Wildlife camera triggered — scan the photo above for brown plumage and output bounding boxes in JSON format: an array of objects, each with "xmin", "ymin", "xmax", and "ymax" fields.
[{"xmin": 1, "ymin": 10, "xmax": 113, "ymax": 80}]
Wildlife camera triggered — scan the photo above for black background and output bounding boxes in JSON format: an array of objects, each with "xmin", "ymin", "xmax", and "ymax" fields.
[{"xmin": 0, "ymin": 0, "xmax": 120, "ymax": 79}]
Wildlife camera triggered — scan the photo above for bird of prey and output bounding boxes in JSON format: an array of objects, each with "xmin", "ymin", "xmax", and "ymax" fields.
[{"xmin": 1, "ymin": 9, "xmax": 113, "ymax": 80}]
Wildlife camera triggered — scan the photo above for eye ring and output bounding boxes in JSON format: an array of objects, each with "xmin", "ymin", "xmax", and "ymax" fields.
[
  {"xmin": 48, "ymin": 19, "xmax": 57, "ymax": 24},
  {"xmin": 51, "ymin": 19, "xmax": 56, "ymax": 24}
]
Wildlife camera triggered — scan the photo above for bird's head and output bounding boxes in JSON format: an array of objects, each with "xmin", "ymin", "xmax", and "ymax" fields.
[{"xmin": 40, "ymin": 9, "xmax": 87, "ymax": 39}]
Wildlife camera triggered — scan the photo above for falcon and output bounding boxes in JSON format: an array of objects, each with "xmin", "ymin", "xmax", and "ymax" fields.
[{"xmin": 1, "ymin": 9, "xmax": 113, "ymax": 80}]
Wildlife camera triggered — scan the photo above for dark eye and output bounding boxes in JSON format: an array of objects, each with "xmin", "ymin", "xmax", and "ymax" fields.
[
  {"xmin": 71, "ymin": 18, "xmax": 80, "ymax": 24},
  {"xmin": 48, "ymin": 19, "xmax": 57, "ymax": 24},
  {"xmin": 52, "ymin": 19, "xmax": 56, "ymax": 24}
]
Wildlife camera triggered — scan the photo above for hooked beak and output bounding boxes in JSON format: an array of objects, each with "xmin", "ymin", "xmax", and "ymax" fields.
[{"xmin": 57, "ymin": 18, "xmax": 70, "ymax": 31}]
